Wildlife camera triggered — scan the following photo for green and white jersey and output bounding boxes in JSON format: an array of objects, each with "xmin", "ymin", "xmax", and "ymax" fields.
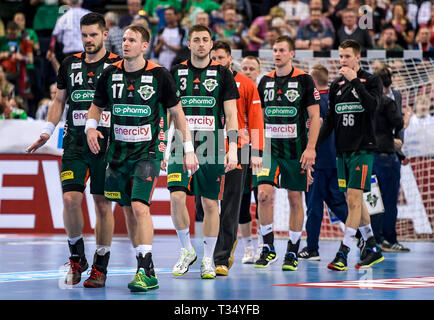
[
  {"xmin": 93, "ymin": 59, "xmax": 179, "ymax": 168},
  {"xmin": 170, "ymin": 59, "xmax": 239, "ymax": 158},
  {"xmin": 57, "ymin": 51, "xmax": 121, "ymax": 155},
  {"xmin": 258, "ymin": 67, "xmax": 320, "ymax": 160}
]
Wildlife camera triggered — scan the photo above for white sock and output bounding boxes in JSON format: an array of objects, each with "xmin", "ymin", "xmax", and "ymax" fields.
[
  {"xmin": 135, "ymin": 244, "xmax": 152, "ymax": 257},
  {"xmin": 68, "ymin": 235, "xmax": 82, "ymax": 245},
  {"xmin": 343, "ymin": 227, "xmax": 357, "ymax": 247},
  {"xmin": 359, "ymin": 224, "xmax": 374, "ymax": 241},
  {"xmin": 176, "ymin": 228, "xmax": 193, "ymax": 252},
  {"xmin": 203, "ymin": 237, "xmax": 217, "ymax": 259},
  {"xmin": 289, "ymin": 230, "xmax": 302, "ymax": 244},
  {"xmin": 96, "ymin": 245, "xmax": 110, "ymax": 256},
  {"xmin": 242, "ymin": 236, "xmax": 253, "ymax": 249},
  {"xmin": 260, "ymin": 223, "xmax": 273, "ymax": 237},
  {"xmin": 257, "ymin": 229, "xmax": 263, "ymax": 246}
]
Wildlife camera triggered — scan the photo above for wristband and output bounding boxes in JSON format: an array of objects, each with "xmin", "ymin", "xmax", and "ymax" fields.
[
  {"xmin": 41, "ymin": 122, "xmax": 56, "ymax": 136},
  {"xmin": 85, "ymin": 118, "xmax": 98, "ymax": 134},
  {"xmin": 227, "ymin": 130, "xmax": 239, "ymax": 146},
  {"xmin": 183, "ymin": 140, "xmax": 194, "ymax": 153}
]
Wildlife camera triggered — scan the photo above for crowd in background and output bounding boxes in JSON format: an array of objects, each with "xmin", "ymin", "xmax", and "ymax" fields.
[{"xmin": 1, "ymin": 0, "xmax": 434, "ymax": 119}]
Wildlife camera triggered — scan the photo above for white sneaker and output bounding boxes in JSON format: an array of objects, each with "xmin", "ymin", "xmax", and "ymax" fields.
[
  {"xmin": 172, "ymin": 247, "xmax": 197, "ymax": 276},
  {"xmin": 254, "ymin": 244, "xmax": 263, "ymax": 262},
  {"xmin": 241, "ymin": 246, "xmax": 255, "ymax": 264},
  {"xmin": 200, "ymin": 257, "xmax": 216, "ymax": 279}
]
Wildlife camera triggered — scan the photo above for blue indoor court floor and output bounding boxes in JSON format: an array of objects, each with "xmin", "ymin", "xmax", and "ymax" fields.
[{"xmin": 0, "ymin": 234, "xmax": 433, "ymax": 300}]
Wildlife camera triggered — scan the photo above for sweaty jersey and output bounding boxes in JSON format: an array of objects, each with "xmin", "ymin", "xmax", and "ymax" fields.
[
  {"xmin": 57, "ymin": 51, "xmax": 121, "ymax": 155},
  {"xmin": 233, "ymin": 71, "xmax": 264, "ymax": 153},
  {"xmin": 317, "ymin": 68, "xmax": 382, "ymax": 154},
  {"xmin": 258, "ymin": 67, "xmax": 320, "ymax": 159},
  {"xmin": 93, "ymin": 59, "xmax": 179, "ymax": 168},
  {"xmin": 171, "ymin": 59, "xmax": 239, "ymax": 157}
]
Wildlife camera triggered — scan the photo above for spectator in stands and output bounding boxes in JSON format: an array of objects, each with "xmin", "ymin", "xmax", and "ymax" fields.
[
  {"xmin": 295, "ymin": 8, "xmax": 334, "ymax": 50},
  {"xmin": 309, "ymin": 37, "xmax": 323, "ymax": 51},
  {"xmin": 334, "ymin": 8, "xmax": 373, "ymax": 50},
  {"xmin": 325, "ymin": 0, "xmax": 348, "ymax": 32},
  {"xmin": 131, "ymin": 15, "xmax": 153, "ymax": 59},
  {"xmin": 119, "ymin": 0, "xmax": 143, "ymax": 29},
  {"xmin": 104, "ymin": 11, "xmax": 123, "ymax": 57},
  {"xmin": 32, "ymin": 0, "xmax": 61, "ymax": 38},
  {"xmin": 261, "ymin": 26, "xmax": 281, "ymax": 49},
  {"xmin": 52, "ymin": 0, "xmax": 91, "ymax": 57},
  {"xmin": 13, "ymin": 12, "xmax": 40, "ymax": 56},
  {"xmin": 36, "ymin": 82, "xmax": 55, "ymax": 120},
  {"xmin": 46, "ymin": 49, "xmax": 60, "ymax": 74},
  {"xmin": 364, "ymin": 0, "xmax": 387, "ymax": 42},
  {"xmin": 246, "ymin": 6, "xmax": 286, "ymax": 51},
  {"xmin": 376, "ymin": 23, "xmax": 404, "ymax": 51},
  {"xmin": 9, "ymin": 96, "xmax": 28, "ymax": 119},
  {"xmin": 417, "ymin": 0, "xmax": 432, "ymax": 28},
  {"xmin": 271, "ymin": 16, "xmax": 297, "ymax": 39},
  {"xmin": 215, "ymin": 7, "xmax": 248, "ymax": 49},
  {"xmin": 0, "ymin": 90, "xmax": 11, "ymax": 119},
  {"xmin": 143, "ymin": 0, "xmax": 182, "ymax": 36},
  {"xmin": 0, "ymin": 21, "xmax": 34, "ymax": 97},
  {"xmin": 154, "ymin": 7, "xmax": 187, "ymax": 70},
  {"xmin": 0, "ymin": 65, "xmax": 14, "ymax": 97},
  {"xmin": 185, "ymin": 0, "xmax": 222, "ymax": 25},
  {"xmin": 278, "ymin": 0, "xmax": 310, "ymax": 29},
  {"xmin": 387, "ymin": 3, "xmax": 414, "ymax": 49},
  {"xmin": 299, "ymin": 0, "xmax": 335, "ymax": 34},
  {"xmin": 412, "ymin": 26, "xmax": 434, "ymax": 51},
  {"xmin": 421, "ymin": 4, "xmax": 434, "ymax": 47}
]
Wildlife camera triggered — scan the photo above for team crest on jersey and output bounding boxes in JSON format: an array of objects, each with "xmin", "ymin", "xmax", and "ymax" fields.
[
  {"xmin": 138, "ymin": 85, "xmax": 155, "ymax": 100},
  {"xmin": 352, "ymin": 88, "xmax": 359, "ymax": 99},
  {"xmin": 203, "ymin": 79, "xmax": 218, "ymax": 92},
  {"xmin": 285, "ymin": 89, "xmax": 300, "ymax": 102}
]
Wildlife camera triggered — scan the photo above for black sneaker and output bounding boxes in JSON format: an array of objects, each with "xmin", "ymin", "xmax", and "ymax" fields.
[
  {"xmin": 254, "ymin": 246, "xmax": 278, "ymax": 268},
  {"xmin": 381, "ymin": 240, "xmax": 410, "ymax": 252},
  {"xmin": 282, "ymin": 240, "xmax": 300, "ymax": 271},
  {"xmin": 83, "ymin": 251, "xmax": 110, "ymax": 288},
  {"xmin": 65, "ymin": 256, "xmax": 89, "ymax": 285},
  {"xmin": 357, "ymin": 237, "xmax": 367, "ymax": 260},
  {"xmin": 297, "ymin": 247, "xmax": 320, "ymax": 261},
  {"xmin": 327, "ymin": 242, "xmax": 350, "ymax": 271},
  {"xmin": 355, "ymin": 237, "xmax": 385, "ymax": 269}
]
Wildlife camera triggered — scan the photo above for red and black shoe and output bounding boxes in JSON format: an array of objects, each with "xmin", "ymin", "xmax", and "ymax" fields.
[
  {"xmin": 65, "ymin": 257, "xmax": 89, "ymax": 285},
  {"xmin": 83, "ymin": 266, "xmax": 107, "ymax": 288}
]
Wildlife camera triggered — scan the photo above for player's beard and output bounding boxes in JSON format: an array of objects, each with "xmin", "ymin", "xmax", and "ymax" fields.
[{"xmin": 84, "ymin": 41, "xmax": 103, "ymax": 54}]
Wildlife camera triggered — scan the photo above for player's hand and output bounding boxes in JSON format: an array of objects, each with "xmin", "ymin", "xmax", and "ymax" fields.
[
  {"xmin": 300, "ymin": 147, "xmax": 316, "ymax": 170},
  {"xmin": 307, "ymin": 168, "xmax": 314, "ymax": 185},
  {"xmin": 86, "ymin": 128, "xmax": 103, "ymax": 154},
  {"xmin": 184, "ymin": 151, "xmax": 199, "ymax": 175},
  {"xmin": 26, "ymin": 133, "xmax": 50, "ymax": 153},
  {"xmin": 394, "ymin": 138, "xmax": 403, "ymax": 149},
  {"xmin": 161, "ymin": 159, "xmax": 167, "ymax": 171},
  {"xmin": 224, "ymin": 148, "xmax": 238, "ymax": 172},
  {"xmin": 250, "ymin": 156, "xmax": 262, "ymax": 175},
  {"xmin": 339, "ymin": 66, "xmax": 357, "ymax": 81}
]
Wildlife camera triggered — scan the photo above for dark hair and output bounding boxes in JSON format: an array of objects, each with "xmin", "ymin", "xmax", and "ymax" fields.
[
  {"xmin": 125, "ymin": 24, "xmax": 151, "ymax": 42},
  {"xmin": 268, "ymin": 26, "xmax": 281, "ymax": 35},
  {"xmin": 374, "ymin": 66, "xmax": 392, "ymax": 88},
  {"xmin": 339, "ymin": 39, "xmax": 361, "ymax": 55},
  {"xmin": 274, "ymin": 35, "xmax": 295, "ymax": 51},
  {"xmin": 80, "ymin": 12, "xmax": 106, "ymax": 31},
  {"xmin": 165, "ymin": 6, "xmax": 178, "ymax": 14},
  {"xmin": 188, "ymin": 24, "xmax": 212, "ymax": 40},
  {"xmin": 6, "ymin": 21, "xmax": 19, "ymax": 31},
  {"xmin": 211, "ymin": 40, "xmax": 231, "ymax": 55}
]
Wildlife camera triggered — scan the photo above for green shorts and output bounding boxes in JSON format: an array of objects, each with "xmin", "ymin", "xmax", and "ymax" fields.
[
  {"xmin": 337, "ymin": 151, "xmax": 374, "ymax": 192},
  {"xmin": 167, "ymin": 158, "xmax": 225, "ymax": 200},
  {"xmin": 254, "ymin": 156, "xmax": 308, "ymax": 191},
  {"xmin": 61, "ymin": 152, "xmax": 106, "ymax": 195},
  {"xmin": 104, "ymin": 159, "xmax": 160, "ymax": 207}
]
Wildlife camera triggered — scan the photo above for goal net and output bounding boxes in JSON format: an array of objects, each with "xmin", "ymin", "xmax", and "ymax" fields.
[{"xmin": 232, "ymin": 50, "xmax": 434, "ymax": 241}]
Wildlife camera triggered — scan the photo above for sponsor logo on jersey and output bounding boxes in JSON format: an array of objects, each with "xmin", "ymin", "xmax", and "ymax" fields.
[
  {"xmin": 159, "ymin": 117, "xmax": 164, "ymax": 128},
  {"xmin": 71, "ymin": 63, "xmax": 81, "ymax": 69},
  {"xmin": 112, "ymin": 74, "xmax": 123, "ymax": 81},
  {"xmin": 61, "ymin": 170, "xmax": 74, "ymax": 181},
  {"xmin": 114, "ymin": 124, "xmax": 152, "ymax": 142},
  {"xmin": 314, "ymin": 88, "xmax": 320, "ymax": 100},
  {"xmin": 335, "ymin": 102, "xmax": 364, "ymax": 113},
  {"xmin": 288, "ymin": 82, "xmax": 298, "ymax": 88},
  {"xmin": 72, "ymin": 110, "xmax": 110, "ymax": 127},
  {"xmin": 338, "ymin": 179, "xmax": 347, "ymax": 188},
  {"xmin": 180, "ymin": 96, "xmax": 216, "ymax": 108},
  {"xmin": 167, "ymin": 173, "xmax": 182, "ymax": 182},
  {"xmin": 257, "ymin": 168, "xmax": 270, "ymax": 177},
  {"xmin": 158, "ymin": 142, "xmax": 166, "ymax": 152},
  {"xmin": 178, "ymin": 69, "xmax": 188, "ymax": 76},
  {"xmin": 141, "ymin": 75, "xmax": 153, "ymax": 83},
  {"xmin": 113, "ymin": 104, "xmax": 151, "ymax": 117},
  {"xmin": 159, "ymin": 129, "xmax": 165, "ymax": 140},
  {"xmin": 285, "ymin": 89, "xmax": 300, "ymax": 103},
  {"xmin": 71, "ymin": 90, "xmax": 95, "ymax": 102},
  {"xmin": 203, "ymin": 79, "xmax": 218, "ymax": 92},
  {"xmin": 265, "ymin": 106, "xmax": 297, "ymax": 117},
  {"xmin": 266, "ymin": 81, "xmax": 274, "ymax": 88},
  {"xmin": 185, "ymin": 116, "xmax": 215, "ymax": 131},
  {"xmin": 104, "ymin": 191, "xmax": 121, "ymax": 199},
  {"xmin": 265, "ymin": 123, "xmax": 297, "ymax": 138},
  {"xmin": 207, "ymin": 70, "xmax": 217, "ymax": 76},
  {"xmin": 352, "ymin": 88, "xmax": 359, "ymax": 99},
  {"xmin": 337, "ymin": 90, "xmax": 342, "ymax": 96},
  {"xmin": 137, "ymin": 85, "xmax": 155, "ymax": 100}
]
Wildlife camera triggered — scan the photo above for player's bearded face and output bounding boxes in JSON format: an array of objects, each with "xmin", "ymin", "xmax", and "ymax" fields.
[
  {"xmin": 81, "ymin": 24, "xmax": 106, "ymax": 54},
  {"xmin": 210, "ymin": 49, "xmax": 232, "ymax": 69},
  {"xmin": 189, "ymin": 31, "xmax": 213, "ymax": 59}
]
